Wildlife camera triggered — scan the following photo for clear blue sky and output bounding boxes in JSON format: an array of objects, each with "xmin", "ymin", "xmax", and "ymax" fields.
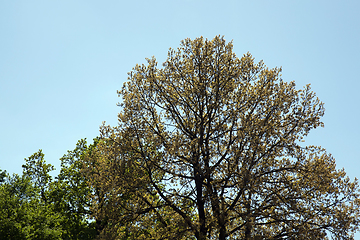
[{"xmin": 1, "ymin": 0, "xmax": 359, "ymax": 233}]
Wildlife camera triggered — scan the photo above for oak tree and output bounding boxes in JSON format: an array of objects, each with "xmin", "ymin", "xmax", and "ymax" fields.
[{"xmin": 105, "ymin": 36, "xmax": 359, "ymax": 239}]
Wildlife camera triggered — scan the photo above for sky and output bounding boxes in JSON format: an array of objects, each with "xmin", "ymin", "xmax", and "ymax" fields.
[{"xmin": 0, "ymin": 0, "xmax": 359, "ymax": 234}]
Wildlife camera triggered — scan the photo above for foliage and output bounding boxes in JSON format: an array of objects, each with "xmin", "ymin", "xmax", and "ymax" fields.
[
  {"xmin": 0, "ymin": 151, "xmax": 64, "ymax": 240},
  {"xmin": 51, "ymin": 139, "xmax": 97, "ymax": 240},
  {"xmin": 0, "ymin": 168, "xmax": 6, "ymax": 183},
  {"xmin": 0, "ymin": 146, "xmax": 96, "ymax": 240},
  {"xmin": 109, "ymin": 35, "xmax": 360, "ymax": 239},
  {"xmin": 82, "ymin": 133, "xmax": 192, "ymax": 239},
  {"xmin": 1, "ymin": 35, "xmax": 359, "ymax": 240}
]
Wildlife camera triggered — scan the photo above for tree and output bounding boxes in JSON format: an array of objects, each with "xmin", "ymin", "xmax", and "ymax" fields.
[
  {"xmin": 0, "ymin": 147, "xmax": 96, "ymax": 240},
  {"xmin": 0, "ymin": 151, "xmax": 64, "ymax": 240},
  {"xmin": 51, "ymin": 139, "xmax": 97, "ymax": 240},
  {"xmin": 107, "ymin": 35, "xmax": 360, "ymax": 239},
  {"xmin": 22, "ymin": 150, "xmax": 56, "ymax": 204}
]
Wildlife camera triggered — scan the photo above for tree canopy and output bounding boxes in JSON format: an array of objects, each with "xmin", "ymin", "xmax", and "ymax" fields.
[
  {"xmin": 0, "ymin": 146, "xmax": 96, "ymax": 240},
  {"xmin": 0, "ymin": 151, "xmax": 64, "ymax": 240},
  {"xmin": 105, "ymin": 35, "xmax": 359, "ymax": 239},
  {"xmin": 1, "ymin": 36, "xmax": 359, "ymax": 240}
]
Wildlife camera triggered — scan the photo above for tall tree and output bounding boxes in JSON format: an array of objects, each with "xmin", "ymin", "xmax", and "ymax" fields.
[{"xmin": 109, "ymin": 35, "xmax": 360, "ymax": 239}]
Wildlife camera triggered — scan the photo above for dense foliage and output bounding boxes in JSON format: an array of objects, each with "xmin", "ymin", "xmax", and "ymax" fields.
[
  {"xmin": 1, "ymin": 36, "xmax": 359, "ymax": 240},
  {"xmin": 0, "ymin": 147, "xmax": 96, "ymax": 240},
  {"xmin": 112, "ymin": 36, "xmax": 360, "ymax": 239}
]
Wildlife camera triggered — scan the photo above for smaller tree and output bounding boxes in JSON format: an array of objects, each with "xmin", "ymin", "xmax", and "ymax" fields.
[
  {"xmin": 0, "ymin": 151, "xmax": 64, "ymax": 240},
  {"xmin": 0, "ymin": 146, "xmax": 97, "ymax": 240},
  {"xmin": 50, "ymin": 139, "xmax": 97, "ymax": 240},
  {"xmin": 22, "ymin": 150, "xmax": 55, "ymax": 203}
]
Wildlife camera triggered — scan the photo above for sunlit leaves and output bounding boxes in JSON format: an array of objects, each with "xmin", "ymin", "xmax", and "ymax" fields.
[
  {"xmin": 0, "ymin": 155, "xmax": 64, "ymax": 240},
  {"xmin": 114, "ymin": 36, "xmax": 359, "ymax": 239}
]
